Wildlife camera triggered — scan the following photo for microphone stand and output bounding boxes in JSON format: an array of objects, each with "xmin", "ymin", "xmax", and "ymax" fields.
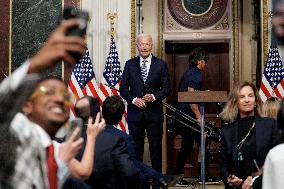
[
  {"xmin": 200, "ymin": 104, "xmax": 206, "ymax": 189},
  {"xmin": 163, "ymin": 102, "xmax": 220, "ymax": 142}
]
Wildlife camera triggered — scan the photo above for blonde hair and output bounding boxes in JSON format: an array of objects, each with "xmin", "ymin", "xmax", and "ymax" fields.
[
  {"xmin": 219, "ymin": 81, "xmax": 262, "ymax": 123},
  {"xmin": 262, "ymin": 97, "xmax": 281, "ymax": 119}
]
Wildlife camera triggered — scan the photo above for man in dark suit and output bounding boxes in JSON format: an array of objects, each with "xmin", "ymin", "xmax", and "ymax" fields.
[
  {"xmin": 119, "ymin": 34, "xmax": 171, "ymax": 180},
  {"xmin": 64, "ymin": 95, "xmax": 181, "ymax": 189},
  {"xmin": 72, "ymin": 96, "xmax": 139, "ymax": 189}
]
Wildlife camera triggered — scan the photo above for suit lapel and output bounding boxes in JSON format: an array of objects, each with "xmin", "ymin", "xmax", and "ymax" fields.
[
  {"xmin": 135, "ymin": 57, "xmax": 144, "ymax": 83},
  {"xmin": 255, "ymin": 118, "xmax": 261, "ymax": 156},
  {"xmin": 145, "ymin": 56, "xmax": 156, "ymax": 84}
]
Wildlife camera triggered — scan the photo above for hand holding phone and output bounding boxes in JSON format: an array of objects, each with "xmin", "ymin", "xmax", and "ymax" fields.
[
  {"xmin": 86, "ymin": 113, "xmax": 106, "ymax": 139},
  {"xmin": 62, "ymin": 7, "xmax": 89, "ymax": 61},
  {"xmin": 63, "ymin": 7, "xmax": 89, "ymax": 37}
]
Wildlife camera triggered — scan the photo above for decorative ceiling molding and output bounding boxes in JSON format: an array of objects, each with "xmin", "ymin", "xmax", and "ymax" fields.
[
  {"xmin": 167, "ymin": 0, "xmax": 228, "ymax": 29},
  {"xmin": 212, "ymin": 14, "xmax": 229, "ymax": 30},
  {"xmin": 166, "ymin": 13, "xmax": 182, "ymax": 31}
]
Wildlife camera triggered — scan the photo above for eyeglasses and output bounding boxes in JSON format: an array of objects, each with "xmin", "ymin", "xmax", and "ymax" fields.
[
  {"xmin": 30, "ymin": 86, "xmax": 73, "ymax": 107},
  {"xmin": 138, "ymin": 43, "xmax": 152, "ymax": 47}
]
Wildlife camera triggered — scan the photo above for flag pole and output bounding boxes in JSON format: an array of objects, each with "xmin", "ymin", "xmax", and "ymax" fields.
[{"xmin": 107, "ymin": 13, "xmax": 117, "ymax": 38}]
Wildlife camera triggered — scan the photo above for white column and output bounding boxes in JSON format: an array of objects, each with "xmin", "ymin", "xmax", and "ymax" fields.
[{"xmin": 82, "ymin": 0, "xmax": 131, "ymax": 82}]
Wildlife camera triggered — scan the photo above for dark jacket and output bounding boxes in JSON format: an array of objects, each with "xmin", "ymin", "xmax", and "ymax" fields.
[
  {"xmin": 119, "ymin": 55, "xmax": 171, "ymax": 123},
  {"xmin": 219, "ymin": 117, "xmax": 278, "ymax": 188},
  {"xmin": 109, "ymin": 125, "xmax": 162, "ymax": 180},
  {"xmin": 64, "ymin": 125, "xmax": 139, "ymax": 189}
]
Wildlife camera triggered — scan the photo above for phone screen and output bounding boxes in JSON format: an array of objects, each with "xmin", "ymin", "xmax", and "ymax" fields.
[{"xmin": 66, "ymin": 117, "xmax": 83, "ymax": 140}]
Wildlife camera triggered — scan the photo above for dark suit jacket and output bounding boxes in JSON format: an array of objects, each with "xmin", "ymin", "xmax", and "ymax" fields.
[
  {"xmin": 109, "ymin": 125, "xmax": 161, "ymax": 180},
  {"xmin": 80, "ymin": 125, "xmax": 139, "ymax": 189},
  {"xmin": 219, "ymin": 117, "xmax": 278, "ymax": 187},
  {"xmin": 119, "ymin": 55, "xmax": 171, "ymax": 123}
]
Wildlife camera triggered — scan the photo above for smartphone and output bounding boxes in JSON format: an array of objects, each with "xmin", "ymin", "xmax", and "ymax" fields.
[
  {"xmin": 66, "ymin": 117, "xmax": 83, "ymax": 140},
  {"xmin": 89, "ymin": 97, "xmax": 101, "ymax": 122},
  {"xmin": 63, "ymin": 7, "xmax": 89, "ymax": 37}
]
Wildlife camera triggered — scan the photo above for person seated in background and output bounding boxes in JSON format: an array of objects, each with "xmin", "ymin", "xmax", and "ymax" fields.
[
  {"xmin": 219, "ymin": 81, "xmax": 278, "ymax": 189},
  {"xmin": 64, "ymin": 95, "xmax": 182, "ymax": 189},
  {"xmin": 262, "ymin": 99, "xmax": 284, "ymax": 189},
  {"xmin": 65, "ymin": 95, "xmax": 139, "ymax": 189},
  {"xmin": 0, "ymin": 18, "xmax": 106, "ymax": 189},
  {"xmin": 262, "ymin": 97, "xmax": 281, "ymax": 119}
]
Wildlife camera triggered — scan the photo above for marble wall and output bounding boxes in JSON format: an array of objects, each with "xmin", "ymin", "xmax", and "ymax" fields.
[
  {"xmin": 0, "ymin": 0, "xmax": 81, "ymax": 81},
  {"xmin": 0, "ymin": 0, "xmax": 132, "ymax": 82},
  {"xmin": 11, "ymin": 0, "xmax": 62, "ymax": 76},
  {"xmin": 0, "ymin": 1, "xmax": 10, "ymax": 81}
]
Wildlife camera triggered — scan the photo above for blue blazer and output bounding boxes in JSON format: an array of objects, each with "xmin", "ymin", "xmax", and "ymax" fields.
[
  {"xmin": 108, "ymin": 125, "xmax": 162, "ymax": 180},
  {"xmin": 64, "ymin": 125, "xmax": 139, "ymax": 189},
  {"xmin": 219, "ymin": 117, "xmax": 278, "ymax": 183},
  {"xmin": 119, "ymin": 55, "xmax": 171, "ymax": 123}
]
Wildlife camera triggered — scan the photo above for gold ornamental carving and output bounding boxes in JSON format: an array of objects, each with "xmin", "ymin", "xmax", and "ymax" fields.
[
  {"xmin": 166, "ymin": 13, "xmax": 182, "ymax": 31},
  {"xmin": 131, "ymin": 0, "xmax": 136, "ymax": 58},
  {"xmin": 262, "ymin": 0, "xmax": 269, "ymax": 65},
  {"xmin": 213, "ymin": 14, "xmax": 229, "ymax": 30},
  {"xmin": 232, "ymin": 0, "xmax": 239, "ymax": 84}
]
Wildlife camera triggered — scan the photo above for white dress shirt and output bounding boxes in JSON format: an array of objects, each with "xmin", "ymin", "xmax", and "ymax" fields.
[
  {"xmin": 139, "ymin": 54, "xmax": 152, "ymax": 76},
  {"xmin": 3, "ymin": 61, "xmax": 69, "ymax": 189},
  {"xmin": 132, "ymin": 55, "xmax": 156, "ymax": 104},
  {"xmin": 263, "ymin": 143, "xmax": 284, "ymax": 189}
]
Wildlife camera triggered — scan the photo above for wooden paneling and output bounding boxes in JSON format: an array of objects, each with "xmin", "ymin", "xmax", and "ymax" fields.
[
  {"xmin": 0, "ymin": 0, "xmax": 10, "ymax": 81},
  {"xmin": 165, "ymin": 41, "xmax": 229, "ymax": 178}
]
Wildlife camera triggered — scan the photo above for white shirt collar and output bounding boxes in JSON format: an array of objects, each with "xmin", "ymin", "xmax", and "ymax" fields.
[
  {"xmin": 140, "ymin": 54, "xmax": 152, "ymax": 63},
  {"xmin": 33, "ymin": 122, "xmax": 52, "ymax": 148}
]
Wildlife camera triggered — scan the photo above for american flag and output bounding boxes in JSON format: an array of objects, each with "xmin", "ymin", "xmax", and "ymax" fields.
[
  {"xmin": 99, "ymin": 35, "xmax": 128, "ymax": 133},
  {"xmin": 259, "ymin": 45, "xmax": 284, "ymax": 102},
  {"xmin": 68, "ymin": 50, "xmax": 101, "ymax": 116}
]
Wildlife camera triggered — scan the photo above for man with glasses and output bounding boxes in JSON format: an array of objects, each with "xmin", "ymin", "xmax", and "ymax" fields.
[{"xmin": 0, "ymin": 19, "xmax": 105, "ymax": 189}]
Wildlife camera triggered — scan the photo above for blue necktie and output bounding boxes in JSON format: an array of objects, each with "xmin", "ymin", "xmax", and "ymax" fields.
[{"xmin": 141, "ymin": 60, "xmax": 148, "ymax": 83}]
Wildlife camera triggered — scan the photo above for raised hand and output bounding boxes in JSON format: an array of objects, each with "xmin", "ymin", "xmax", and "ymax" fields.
[
  {"xmin": 58, "ymin": 127, "xmax": 83, "ymax": 164},
  {"xmin": 28, "ymin": 19, "xmax": 87, "ymax": 74}
]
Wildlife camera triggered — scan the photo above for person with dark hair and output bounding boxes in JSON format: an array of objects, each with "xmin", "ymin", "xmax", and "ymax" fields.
[
  {"xmin": 174, "ymin": 47, "xmax": 209, "ymax": 186},
  {"xmin": 119, "ymin": 34, "xmax": 171, "ymax": 189},
  {"xmin": 0, "ymin": 18, "xmax": 105, "ymax": 189},
  {"xmin": 67, "ymin": 95, "xmax": 139, "ymax": 189},
  {"xmin": 20, "ymin": 76, "xmax": 105, "ymax": 188},
  {"xmin": 219, "ymin": 81, "xmax": 278, "ymax": 189},
  {"xmin": 66, "ymin": 95, "xmax": 181, "ymax": 189}
]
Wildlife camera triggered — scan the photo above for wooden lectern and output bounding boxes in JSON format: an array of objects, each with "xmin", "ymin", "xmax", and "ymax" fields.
[{"xmin": 178, "ymin": 91, "xmax": 227, "ymax": 189}]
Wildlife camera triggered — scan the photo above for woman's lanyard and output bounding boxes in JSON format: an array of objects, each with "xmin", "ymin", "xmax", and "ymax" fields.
[{"xmin": 236, "ymin": 122, "xmax": 255, "ymax": 161}]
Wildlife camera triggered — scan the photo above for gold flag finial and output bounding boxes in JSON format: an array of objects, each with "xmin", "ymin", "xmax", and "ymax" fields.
[{"xmin": 107, "ymin": 13, "xmax": 118, "ymax": 37}]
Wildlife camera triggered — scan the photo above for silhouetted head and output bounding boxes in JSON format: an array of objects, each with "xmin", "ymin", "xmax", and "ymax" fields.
[
  {"xmin": 74, "ymin": 96, "xmax": 100, "ymax": 123},
  {"xmin": 262, "ymin": 97, "xmax": 281, "ymax": 119},
  {"xmin": 102, "ymin": 95, "xmax": 125, "ymax": 125},
  {"xmin": 189, "ymin": 47, "xmax": 209, "ymax": 70}
]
